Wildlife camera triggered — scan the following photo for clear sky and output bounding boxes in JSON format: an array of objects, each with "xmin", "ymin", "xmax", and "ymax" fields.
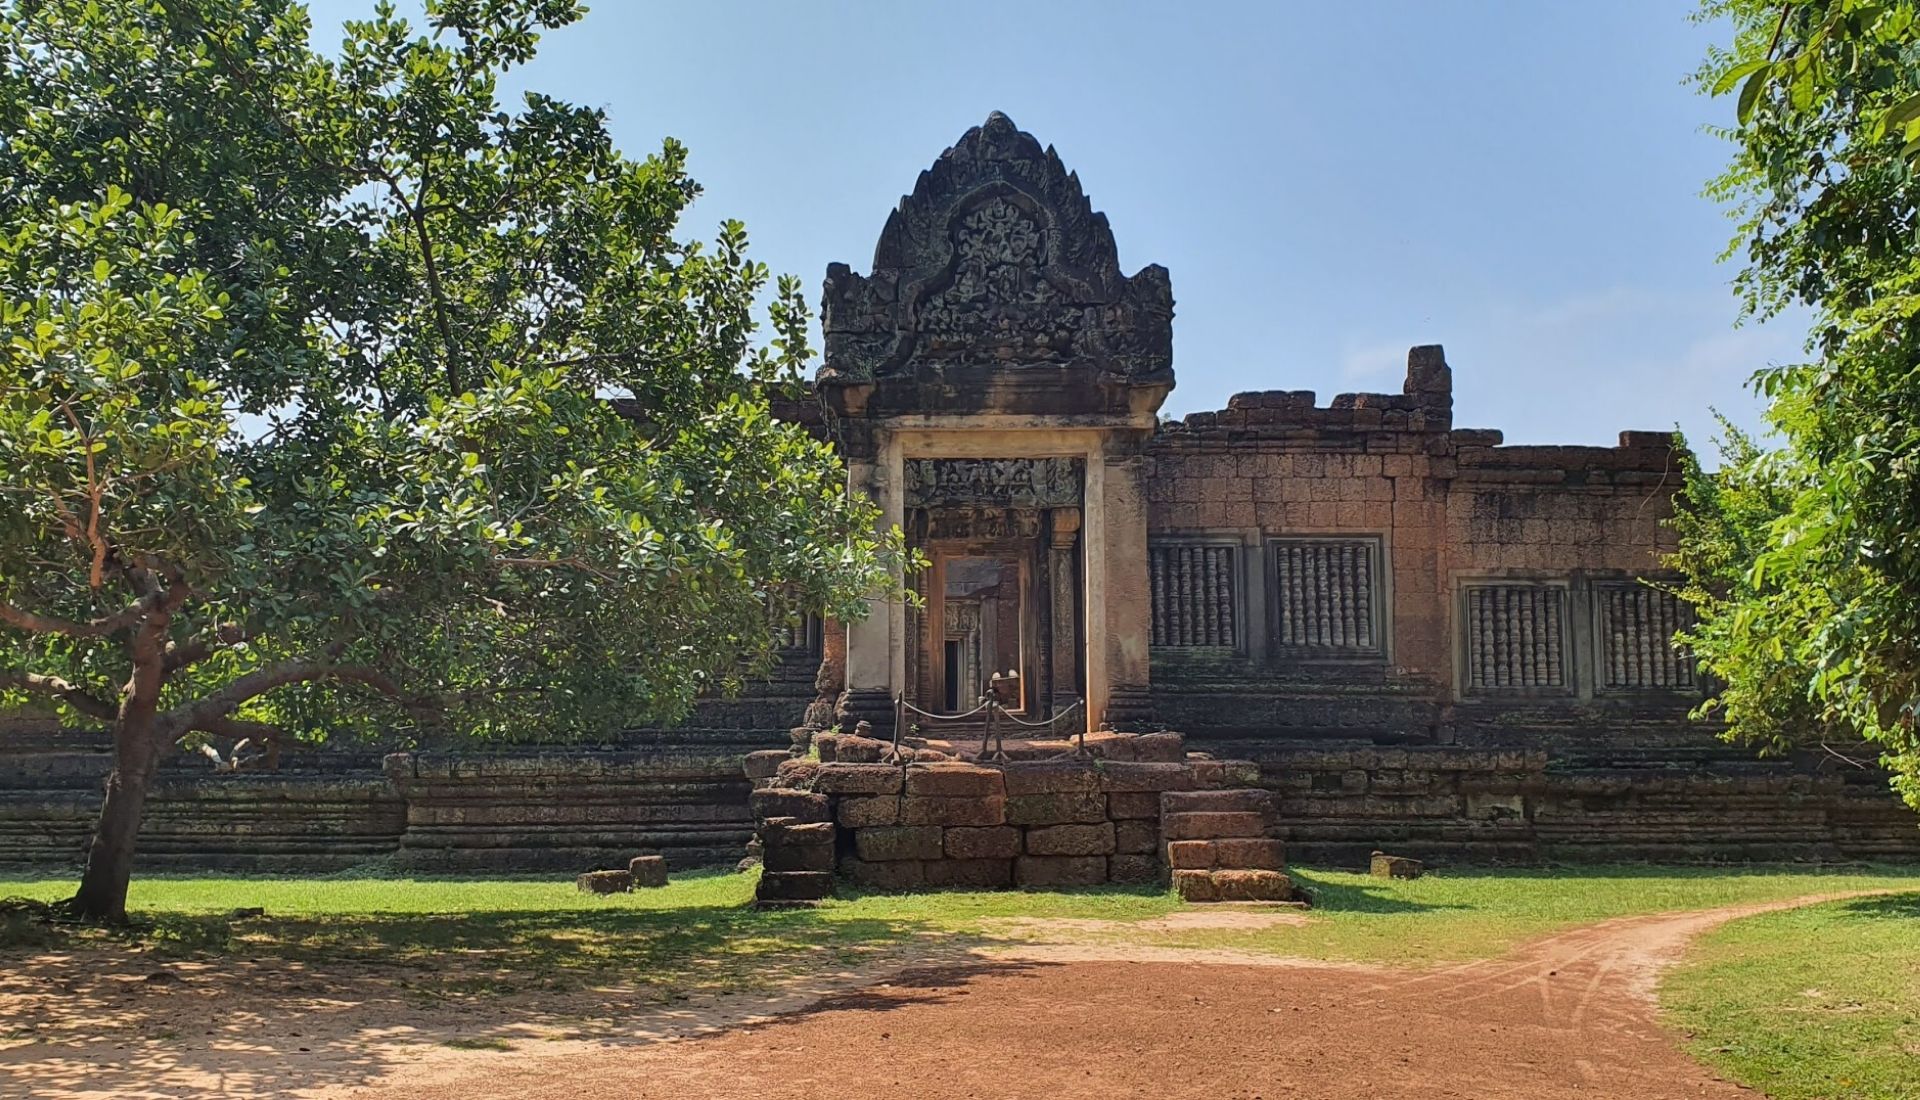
[{"xmin": 305, "ymin": 1, "xmax": 1795, "ymax": 450}]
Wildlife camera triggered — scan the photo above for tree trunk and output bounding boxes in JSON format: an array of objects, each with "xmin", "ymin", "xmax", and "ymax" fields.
[{"xmin": 70, "ymin": 714, "xmax": 162, "ymax": 924}]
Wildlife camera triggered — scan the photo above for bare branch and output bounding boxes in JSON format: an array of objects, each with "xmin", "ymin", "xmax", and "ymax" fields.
[
  {"xmin": 0, "ymin": 594, "xmax": 158, "ymax": 639},
  {"xmin": 160, "ymin": 657, "xmax": 417, "ymax": 735},
  {"xmin": 0, "ymin": 670, "xmax": 117, "ymax": 721}
]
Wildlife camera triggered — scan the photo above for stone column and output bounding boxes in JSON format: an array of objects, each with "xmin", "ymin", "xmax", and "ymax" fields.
[
  {"xmin": 1049, "ymin": 508, "xmax": 1082, "ymax": 714},
  {"xmin": 1101, "ymin": 450, "xmax": 1155, "ymax": 728},
  {"xmin": 836, "ymin": 447, "xmax": 900, "ymax": 737}
]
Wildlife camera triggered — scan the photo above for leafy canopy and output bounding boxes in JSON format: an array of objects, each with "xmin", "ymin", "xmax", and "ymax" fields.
[
  {"xmin": 0, "ymin": 0, "xmax": 897, "ymax": 747},
  {"xmin": 1680, "ymin": 0, "xmax": 1920, "ymax": 802}
]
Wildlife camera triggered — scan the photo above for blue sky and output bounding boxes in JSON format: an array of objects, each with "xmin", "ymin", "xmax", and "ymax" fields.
[{"xmin": 306, "ymin": 1, "xmax": 1794, "ymax": 450}]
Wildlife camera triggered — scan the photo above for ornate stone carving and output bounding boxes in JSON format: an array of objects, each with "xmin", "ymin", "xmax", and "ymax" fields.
[
  {"xmin": 904, "ymin": 458, "xmax": 1084, "ymax": 510},
  {"xmin": 1271, "ymin": 539, "xmax": 1379, "ymax": 654},
  {"xmin": 1597, "ymin": 583, "xmax": 1695, "ymax": 691},
  {"xmin": 1465, "ymin": 585, "xmax": 1566, "ymax": 691},
  {"xmin": 1149, "ymin": 543, "xmax": 1239, "ymax": 649},
  {"xmin": 821, "ymin": 112, "xmax": 1173, "ymax": 383}
]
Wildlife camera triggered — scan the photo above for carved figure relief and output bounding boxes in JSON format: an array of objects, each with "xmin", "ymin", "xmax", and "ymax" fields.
[{"xmin": 904, "ymin": 458, "xmax": 1084, "ymax": 510}]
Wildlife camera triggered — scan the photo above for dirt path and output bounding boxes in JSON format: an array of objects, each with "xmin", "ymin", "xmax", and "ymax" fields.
[{"xmin": 2, "ymin": 895, "xmax": 1847, "ymax": 1100}]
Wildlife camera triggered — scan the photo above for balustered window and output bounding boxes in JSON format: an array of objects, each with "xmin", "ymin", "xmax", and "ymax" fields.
[
  {"xmin": 1270, "ymin": 538, "xmax": 1382, "ymax": 657},
  {"xmin": 1595, "ymin": 583, "xmax": 1696, "ymax": 691},
  {"xmin": 1149, "ymin": 542, "xmax": 1239, "ymax": 649},
  {"xmin": 1463, "ymin": 583, "xmax": 1568, "ymax": 692}
]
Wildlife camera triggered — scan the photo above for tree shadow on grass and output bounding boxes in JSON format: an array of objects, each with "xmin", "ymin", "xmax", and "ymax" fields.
[{"xmin": 1830, "ymin": 892, "xmax": 1920, "ymax": 921}]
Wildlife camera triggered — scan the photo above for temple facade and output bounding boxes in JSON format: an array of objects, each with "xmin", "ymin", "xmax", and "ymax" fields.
[{"xmin": 4, "ymin": 114, "xmax": 1917, "ymax": 874}]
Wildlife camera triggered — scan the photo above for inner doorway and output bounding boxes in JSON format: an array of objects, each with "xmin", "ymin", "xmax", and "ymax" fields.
[{"xmin": 940, "ymin": 555, "xmax": 1025, "ymax": 713}]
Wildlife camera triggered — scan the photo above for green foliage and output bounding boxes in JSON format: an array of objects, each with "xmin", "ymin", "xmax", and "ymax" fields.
[
  {"xmin": 1683, "ymin": 1, "xmax": 1920, "ymax": 804},
  {"xmin": 0, "ymin": 1, "xmax": 900, "ymax": 755}
]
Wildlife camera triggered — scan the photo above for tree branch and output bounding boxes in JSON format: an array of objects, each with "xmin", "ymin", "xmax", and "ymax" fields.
[
  {"xmin": 0, "ymin": 670, "xmax": 117, "ymax": 721},
  {"xmin": 0, "ymin": 594, "xmax": 159, "ymax": 638},
  {"xmin": 159, "ymin": 657, "xmax": 417, "ymax": 735}
]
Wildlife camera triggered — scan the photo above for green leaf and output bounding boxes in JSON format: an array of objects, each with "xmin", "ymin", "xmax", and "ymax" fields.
[
  {"xmin": 1713, "ymin": 58, "xmax": 1773, "ymax": 97},
  {"xmin": 1737, "ymin": 65, "xmax": 1772, "ymax": 125}
]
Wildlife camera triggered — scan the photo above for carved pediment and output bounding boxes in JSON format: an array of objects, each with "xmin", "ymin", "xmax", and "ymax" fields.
[{"xmin": 821, "ymin": 112, "xmax": 1173, "ymax": 385}]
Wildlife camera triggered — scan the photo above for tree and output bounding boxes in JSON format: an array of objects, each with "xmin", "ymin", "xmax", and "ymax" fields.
[
  {"xmin": 1680, "ymin": 1, "xmax": 1920, "ymax": 805},
  {"xmin": 0, "ymin": 0, "xmax": 899, "ymax": 922}
]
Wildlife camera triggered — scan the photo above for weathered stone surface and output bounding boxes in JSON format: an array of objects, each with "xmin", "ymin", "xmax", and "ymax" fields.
[
  {"xmin": 762, "ymin": 820, "xmax": 836, "ymax": 848},
  {"xmin": 1025, "ymin": 822, "xmax": 1116, "ymax": 857},
  {"xmin": 1015, "ymin": 855, "xmax": 1108, "ymax": 888},
  {"xmin": 1166, "ymin": 839, "xmax": 1217, "ymax": 870},
  {"xmin": 1210, "ymin": 869, "xmax": 1293, "ymax": 901},
  {"xmin": 1131, "ymin": 732, "xmax": 1186, "ymax": 762},
  {"xmin": 813, "ymin": 763, "xmax": 905, "ymax": 796},
  {"xmin": 627, "ymin": 855, "xmax": 669, "ymax": 887},
  {"xmin": 944, "ymin": 826, "xmax": 1021, "ymax": 860},
  {"xmin": 1097, "ymin": 762, "xmax": 1195, "ymax": 793},
  {"xmin": 749, "ymin": 788, "xmax": 831, "ymax": 824},
  {"xmin": 834, "ymin": 734, "xmax": 894, "ymax": 763},
  {"xmin": 743, "ymin": 750, "xmax": 790, "ymax": 780},
  {"xmin": 1163, "ymin": 811, "xmax": 1268, "ymax": 840},
  {"xmin": 1171, "ymin": 869, "xmax": 1218, "ymax": 901},
  {"xmin": 1006, "ymin": 791, "xmax": 1107, "ymax": 826},
  {"xmin": 855, "ymin": 825, "xmax": 944, "ymax": 862},
  {"xmin": 763, "ymin": 843, "xmax": 835, "ymax": 873},
  {"xmin": 1371, "ymin": 852, "xmax": 1425, "ymax": 879},
  {"xmin": 1214, "ymin": 838, "xmax": 1286, "ymax": 871},
  {"xmin": 1189, "ymin": 760, "xmax": 1264, "ymax": 789},
  {"xmin": 924, "ymin": 858, "xmax": 1015, "ymax": 889},
  {"xmin": 575, "ymin": 869, "xmax": 632, "ymax": 894},
  {"xmin": 837, "ymin": 796, "xmax": 900, "ymax": 828},
  {"xmin": 905, "ymin": 764, "xmax": 1005, "ymax": 799},
  {"xmin": 900, "ymin": 795, "xmax": 1006, "ymax": 827},
  {"xmin": 1107, "ymin": 853, "xmax": 1159, "ymax": 883},
  {"xmin": 1000, "ymin": 761, "xmax": 1103, "ymax": 796},
  {"xmin": 757, "ymin": 870, "xmax": 834, "ymax": 902},
  {"xmin": 774, "ymin": 758, "xmax": 821, "ymax": 788},
  {"xmin": 1105, "ymin": 792, "xmax": 1162, "ymax": 820},
  {"xmin": 1114, "ymin": 819, "xmax": 1160, "ymax": 854},
  {"xmin": 1163, "ymin": 788, "xmax": 1274, "ymax": 815},
  {"xmin": 840, "ymin": 857, "xmax": 926, "ymax": 890}
]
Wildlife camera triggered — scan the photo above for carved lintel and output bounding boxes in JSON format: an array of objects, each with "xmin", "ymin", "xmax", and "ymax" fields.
[{"xmin": 904, "ymin": 457, "xmax": 1084, "ymax": 510}]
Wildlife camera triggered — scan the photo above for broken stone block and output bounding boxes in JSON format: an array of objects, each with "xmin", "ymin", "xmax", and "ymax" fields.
[
  {"xmin": 943, "ymin": 825, "xmax": 1021, "ymax": 860},
  {"xmin": 1024, "ymin": 822, "xmax": 1116, "ymax": 857},
  {"xmin": 627, "ymin": 855, "xmax": 669, "ymax": 888},
  {"xmin": 813, "ymin": 762, "xmax": 905, "ymax": 796},
  {"xmin": 749, "ymin": 788, "xmax": 831, "ymax": 824},
  {"xmin": 743, "ymin": 750, "xmax": 790, "ymax": 780},
  {"xmin": 854, "ymin": 825, "xmax": 944, "ymax": 862},
  {"xmin": 575, "ymin": 870, "xmax": 632, "ymax": 894},
  {"xmin": 1162, "ymin": 811, "xmax": 1269, "ymax": 840},
  {"xmin": 757, "ymin": 870, "xmax": 834, "ymax": 902},
  {"xmin": 1014, "ymin": 855, "xmax": 1107, "ymax": 888},
  {"xmin": 833, "ymin": 733, "xmax": 894, "ymax": 763},
  {"xmin": 1131, "ymin": 732, "xmax": 1186, "ymax": 762},
  {"xmin": 1370, "ymin": 851, "xmax": 1425, "ymax": 879}
]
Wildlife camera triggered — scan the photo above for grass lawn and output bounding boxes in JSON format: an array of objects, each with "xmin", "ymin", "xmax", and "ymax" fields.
[
  {"xmin": 1663, "ymin": 893, "xmax": 1920, "ymax": 1100},
  {"xmin": 4, "ymin": 864, "xmax": 1917, "ymax": 992}
]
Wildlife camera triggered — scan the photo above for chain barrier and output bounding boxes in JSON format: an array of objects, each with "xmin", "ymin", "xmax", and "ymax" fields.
[{"xmin": 886, "ymin": 694, "xmax": 1089, "ymax": 762}]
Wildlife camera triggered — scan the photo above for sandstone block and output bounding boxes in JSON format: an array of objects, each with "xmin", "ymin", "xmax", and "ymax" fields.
[
  {"xmin": 813, "ymin": 732, "xmax": 838, "ymax": 762},
  {"xmin": 1097, "ymin": 762, "xmax": 1196, "ymax": 793},
  {"xmin": 575, "ymin": 870, "xmax": 631, "ymax": 894},
  {"xmin": 1006, "ymin": 791, "xmax": 1108, "ymax": 826},
  {"xmin": 813, "ymin": 763, "xmax": 905, "ymax": 796},
  {"xmin": 1000, "ymin": 761, "xmax": 1102, "ymax": 796},
  {"xmin": 1131, "ymin": 732, "xmax": 1186, "ymax": 762},
  {"xmin": 1107, "ymin": 854, "xmax": 1160, "ymax": 884},
  {"xmin": 840, "ymin": 857, "xmax": 925, "ymax": 891},
  {"xmin": 1370, "ymin": 852, "xmax": 1425, "ymax": 879},
  {"xmin": 924, "ymin": 858, "xmax": 1015, "ymax": 889},
  {"xmin": 774, "ymin": 758, "xmax": 821, "ymax": 788},
  {"xmin": 855, "ymin": 825, "xmax": 944, "ymax": 862},
  {"xmin": 1214, "ymin": 838, "xmax": 1287, "ymax": 871},
  {"xmin": 1025, "ymin": 822, "xmax": 1116, "ymax": 857},
  {"xmin": 834, "ymin": 734, "xmax": 894, "ymax": 763},
  {"xmin": 743, "ymin": 750, "xmax": 790, "ymax": 780},
  {"xmin": 627, "ymin": 855, "xmax": 669, "ymax": 887},
  {"xmin": 1106, "ymin": 792, "xmax": 1162, "ymax": 819},
  {"xmin": 762, "ymin": 844, "xmax": 834, "ymax": 873},
  {"xmin": 750, "ymin": 788, "xmax": 830, "ymax": 824},
  {"xmin": 837, "ymin": 796, "xmax": 900, "ymax": 828},
  {"xmin": 1210, "ymin": 870, "xmax": 1293, "ymax": 901},
  {"xmin": 944, "ymin": 826, "xmax": 1021, "ymax": 860},
  {"xmin": 1114, "ymin": 818, "xmax": 1160, "ymax": 853},
  {"xmin": 1190, "ymin": 759, "xmax": 1263, "ymax": 788},
  {"xmin": 757, "ymin": 870, "xmax": 834, "ymax": 902},
  {"xmin": 1015, "ymin": 855, "xmax": 1109, "ymax": 888},
  {"xmin": 1171, "ymin": 869, "xmax": 1219, "ymax": 902},
  {"xmin": 1163, "ymin": 788, "xmax": 1274, "ymax": 815},
  {"xmin": 901, "ymin": 795, "xmax": 1006, "ymax": 827},
  {"xmin": 1166, "ymin": 839, "xmax": 1218, "ymax": 869},
  {"xmin": 905, "ymin": 764, "xmax": 1006, "ymax": 798},
  {"xmin": 761, "ymin": 820, "xmax": 835, "ymax": 848},
  {"xmin": 1163, "ymin": 811, "xmax": 1268, "ymax": 840}
]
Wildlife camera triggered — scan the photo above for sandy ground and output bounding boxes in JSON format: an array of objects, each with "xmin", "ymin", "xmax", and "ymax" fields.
[{"xmin": 0, "ymin": 898, "xmax": 1830, "ymax": 1100}]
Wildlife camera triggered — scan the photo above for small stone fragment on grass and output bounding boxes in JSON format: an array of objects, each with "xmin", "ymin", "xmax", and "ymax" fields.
[
  {"xmin": 1370, "ymin": 851, "xmax": 1424, "ymax": 879},
  {"xmin": 628, "ymin": 855, "xmax": 669, "ymax": 888},
  {"xmin": 575, "ymin": 869, "xmax": 632, "ymax": 894}
]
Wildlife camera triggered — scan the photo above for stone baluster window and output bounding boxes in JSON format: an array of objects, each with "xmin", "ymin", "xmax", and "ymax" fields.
[
  {"xmin": 1270, "ymin": 538, "xmax": 1381, "ymax": 656},
  {"xmin": 1149, "ymin": 543, "xmax": 1238, "ymax": 649},
  {"xmin": 1596, "ymin": 583, "xmax": 1696, "ymax": 691},
  {"xmin": 1463, "ymin": 584, "xmax": 1567, "ymax": 691}
]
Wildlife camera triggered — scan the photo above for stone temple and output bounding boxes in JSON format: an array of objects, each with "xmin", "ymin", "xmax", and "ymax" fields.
[{"xmin": 3, "ymin": 113, "xmax": 1917, "ymax": 877}]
